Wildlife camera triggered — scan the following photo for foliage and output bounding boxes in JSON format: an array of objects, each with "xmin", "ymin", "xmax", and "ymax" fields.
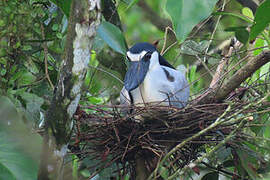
[{"xmin": 0, "ymin": 0, "xmax": 270, "ymax": 179}]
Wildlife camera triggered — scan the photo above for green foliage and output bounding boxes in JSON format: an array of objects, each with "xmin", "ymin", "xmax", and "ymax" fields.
[
  {"xmin": 250, "ymin": 0, "xmax": 270, "ymax": 40},
  {"xmin": 225, "ymin": 26, "xmax": 249, "ymax": 44},
  {"xmin": 97, "ymin": 21, "xmax": 127, "ymax": 55},
  {"xmin": 0, "ymin": 97, "xmax": 42, "ymax": 180},
  {"xmin": 49, "ymin": 0, "xmax": 71, "ymax": 17},
  {"xmin": 166, "ymin": 0, "xmax": 218, "ymax": 42}
]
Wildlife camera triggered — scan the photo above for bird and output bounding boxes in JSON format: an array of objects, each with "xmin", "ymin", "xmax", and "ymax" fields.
[{"xmin": 120, "ymin": 42, "xmax": 189, "ymax": 111}]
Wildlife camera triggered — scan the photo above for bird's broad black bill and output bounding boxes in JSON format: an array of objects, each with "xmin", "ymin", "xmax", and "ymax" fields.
[{"xmin": 124, "ymin": 60, "xmax": 150, "ymax": 92}]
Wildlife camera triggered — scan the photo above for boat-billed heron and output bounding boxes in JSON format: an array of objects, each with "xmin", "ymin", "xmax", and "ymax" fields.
[{"xmin": 120, "ymin": 42, "xmax": 189, "ymax": 110}]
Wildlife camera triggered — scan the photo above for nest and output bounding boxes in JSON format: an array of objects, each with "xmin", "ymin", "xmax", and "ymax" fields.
[{"xmin": 70, "ymin": 91, "xmax": 262, "ymax": 178}]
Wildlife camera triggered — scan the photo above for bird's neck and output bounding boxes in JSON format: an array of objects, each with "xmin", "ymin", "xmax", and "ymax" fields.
[{"xmin": 149, "ymin": 52, "xmax": 161, "ymax": 71}]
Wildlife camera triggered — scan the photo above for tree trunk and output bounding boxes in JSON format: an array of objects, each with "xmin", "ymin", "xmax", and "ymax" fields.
[{"xmin": 38, "ymin": 0, "xmax": 101, "ymax": 179}]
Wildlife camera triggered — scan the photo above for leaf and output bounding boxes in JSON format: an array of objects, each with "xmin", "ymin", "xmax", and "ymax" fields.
[
  {"xmin": 242, "ymin": 7, "xmax": 254, "ymax": 19},
  {"xmin": 253, "ymin": 38, "xmax": 265, "ymax": 56},
  {"xmin": 225, "ymin": 26, "xmax": 249, "ymax": 44},
  {"xmin": 125, "ymin": 0, "xmax": 139, "ymax": 11},
  {"xmin": 97, "ymin": 21, "xmax": 127, "ymax": 55},
  {"xmin": 214, "ymin": 11, "xmax": 251, "ymax": 22},
  {"xmin": 250, "ymin": 0, "xmax": 270, "ymax": 40},
  {"xmin": 49, "ymin": 0, "xmax": 72, "ymax": 17},
  {"xmin": 236, "ymin": 149, "xmax": 259, "ymax": 179},
  {"xmin": 201, "ymin": 172, "xmax": 219, "ymax": 180},
  {"xmin": 159, "ymin": 166, "xmax": 169, "ymax": 179},
  {"xmin": 17, "ymin": 92, "xmax": 44, "ymax": 122},
  {"xmin": 180, "ymin": 40, "xmax": 209, "ymax": 55},
  {"xmin": 166, "ymin": 0, "xmax": 218, "ymax": 42},
  {"xmin": 0, "ymin": 96, "xmax": 42, "ymax": 180}
]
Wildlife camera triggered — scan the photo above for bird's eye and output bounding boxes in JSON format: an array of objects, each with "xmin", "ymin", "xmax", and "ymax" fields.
[{"xmin": 144, "ymin": 52, "xmax": 152, "ymax": 61}]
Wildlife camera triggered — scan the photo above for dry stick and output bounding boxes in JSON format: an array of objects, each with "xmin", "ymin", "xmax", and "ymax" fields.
[
  {"xmin": 41, "ymin": 24, "xmax": 54, "ymax": 90},
  {"xmin": 195, "ymin": 54, "xmax": 214, "ymax": 77},
  {"xmin": 167, "ymin": 120, "xmax": 246, "ymax": 180},
  {"xmin": 148, "ymin": 91, "xmax": 270, "ymax": 180},
  {"xmin": 209, "ymin": 39, "xmax": 241, "ymax": 89},
  {"xmin": 147, "ymin": 105, "xmax": 232, "ymax": 180},
  {"xmin": 161, "ymin": 26, "xmax": 176, "ymax": 55}
]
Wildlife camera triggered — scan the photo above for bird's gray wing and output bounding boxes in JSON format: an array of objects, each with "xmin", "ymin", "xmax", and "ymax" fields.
[
  {"xmin": 162, "ymin": 67, "xmax": 190, "ymax": 108},
  {"xmin": 120, "ymin": 87, "xmax": 131, "ymax": 113}
]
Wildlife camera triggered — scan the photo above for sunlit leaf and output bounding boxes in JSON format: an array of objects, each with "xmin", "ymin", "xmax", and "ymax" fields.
[
  {"xmin": 253, "ymin": 38, "xmax": 265, "ymax": 56},
  {"xmin": 166, "ymin": 0, "xmax": 218, "ymax": 42},
  {"xmin": 97, "ymin": 21, "xmax": 127, "ymax": 55},
  {"xmin": 250, "ymin": 0, "xmax": 270, "ymax": 40},
  {"xmin": 242, "ymin": 7, "xmax": 254, "ymax": 19}
]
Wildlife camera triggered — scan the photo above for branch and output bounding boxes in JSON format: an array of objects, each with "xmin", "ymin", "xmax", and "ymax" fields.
[
  {"xmin": 197, "ymin": 50, "xmax": 270, "ymax": 104},
  {"xmin": 216, "ymin": 50, "xmax": 270, "ymax": 101}
]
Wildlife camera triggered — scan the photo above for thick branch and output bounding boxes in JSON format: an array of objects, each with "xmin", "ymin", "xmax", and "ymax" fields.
[
  {"xmin": 197, "ymin": 50, "xmax": 270, "ymax": 104},
  {"xmin": 216, "ymin": 50, "xmax": 270, "ymax": 101}
]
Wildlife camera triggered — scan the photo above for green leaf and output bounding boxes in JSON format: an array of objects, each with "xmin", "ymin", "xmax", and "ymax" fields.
[
  {"xmin": 225, "ymin": 26, "xmax": 249, "ymax": 44},
  {"xmin": 125, "ymin": 0, "xmax": 139, "ymax": 11},
  {"xmin": 250, "ymin": 0, "xmax": 270, "ymax": 40},
  {"xmin": 0, "ymin": 96, "xmax": 42, "ymax": 180},
  {"xmin": 213, "ymin": 11, "xmax": 253, "ymax": 23},
  {"xmin": 97, "ymin": 21, "xmax": 127, "ymax": 55},
  {"xmin": 201, "ymin": 172, "xmax": 219, "ymax": 180},
  {"xmin": 235, "ymin": 29, "xmax": 249, "ymax": 44},
  {"xmin": 17, "ymin": 92, "xmax": 44, "ymax": 122},
  {"xmin": 236, "ymin": 149, "xmax": 259, "ymax": 179},
  {"xmin": 180, "ymin": 40, "xmax": 209, "ymax": 55},
  {"xmin": 159, "ymin": 166, "xmax": 169, "ymax": 179},
  {"xmin": 0, "ymin": 163, "xmax": 16, "ymax": 180},
  {"xmin": 166, "ymin": 0, "xmax": 218, "ymax": 42},
  {"xmin": 49, "ymin": 0, "xmax": 72, "ymax": 17},
  {"xmin": 242, "ymin": 7, "xmax": 254, "ymax": 19},
  {"xmin": 253, "ymin": 38, "xmax": 265, "ymax": 56}
]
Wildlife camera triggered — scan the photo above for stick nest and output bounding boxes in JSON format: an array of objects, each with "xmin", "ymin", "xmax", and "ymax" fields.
[{"xmin": 71, "ymin": 92, "xmax": 259, "ymax": 177}]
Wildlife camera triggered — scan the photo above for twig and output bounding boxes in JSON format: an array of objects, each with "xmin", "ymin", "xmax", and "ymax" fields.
[
  {"xmin": 167, "ymin": 119, "xmax": 246, "ymax": 179},
  {"xmin": 195, "ymin": 54, "xmax": 214, "ymax": 77},
  {"xmin": 88, "ymin": 65, "xmax": 124, "ymax": 84},
  {"xmin": 203, "ymin": 0, "xmax": 226, "ymax": 63},
  {"xmin": 41, "ymin": 23, "xmax": 54, "ymax": 90},
  {"xmin": 161, "ymin": 27, "xmax": 176, "ymax": 55},
  {"xmin": 147, "ymin": 104, "xmax": 232, "ymax": 180}
]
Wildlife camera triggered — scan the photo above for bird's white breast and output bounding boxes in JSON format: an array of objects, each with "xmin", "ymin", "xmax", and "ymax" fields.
[{"xmin": 130, "ymin": 64, "xmax": 173, "ymax": 106}]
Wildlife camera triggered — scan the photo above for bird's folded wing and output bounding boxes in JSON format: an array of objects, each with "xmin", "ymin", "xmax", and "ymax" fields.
[{"xmin": 120, "ymin": 87, "xmax": 131, "ymax": 106}]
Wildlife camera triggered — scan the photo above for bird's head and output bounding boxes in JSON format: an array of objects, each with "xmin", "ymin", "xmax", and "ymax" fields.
[
  {"xmin": 124, "ymin": 42, "xmax": 159, "ymax": 92},
  {"xmin": 124, "ymin": 42, "xmax": 175, "ymax": 92}
]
